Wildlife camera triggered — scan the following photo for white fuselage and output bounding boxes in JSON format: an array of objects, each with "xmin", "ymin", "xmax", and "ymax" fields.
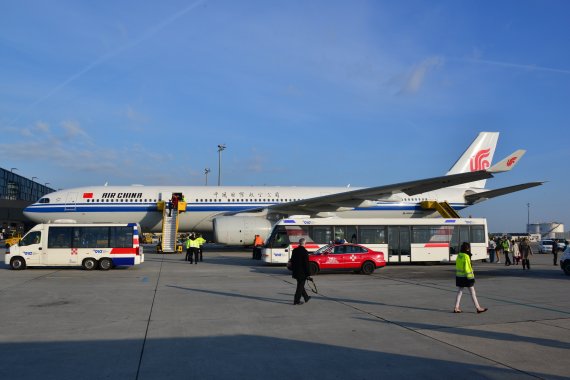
[{"xmin": 23, "ymin": 185, "xmax": 472, "ymax": 233}]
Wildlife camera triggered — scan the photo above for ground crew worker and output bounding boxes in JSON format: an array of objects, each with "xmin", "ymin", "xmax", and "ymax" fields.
[
  {"xmin": 454, "ymin": 242, "xmax": 487, "ymax": 314},
  {"xmin": 196, "ymin": 233, "xmax": 206, "ymax": 262},
  {"xmin": 184, "ymin": 234, "xmax": 194, "ymax": 263},
  {"xmin": 253, "ymin": 234, "xmax": 263, "ymax": 260},
  {"xmin": 187, "ymin": 233, "xmax": 200, "ymax": 264}
]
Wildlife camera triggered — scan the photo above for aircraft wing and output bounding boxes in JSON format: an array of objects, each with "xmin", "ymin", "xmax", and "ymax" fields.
[
  {"xmin": 226, "ymin": 170, "xmax": 495, "ymax": 216},
  {"xmin": 464, "ymin": 182, "xmax": 544, "ymax": 204}
]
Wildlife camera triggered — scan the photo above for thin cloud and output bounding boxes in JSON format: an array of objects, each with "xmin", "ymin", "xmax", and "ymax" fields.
[
  {"xmin": 8, "ymin": 0, "xmax": 208, "ymax": 127},
  {"xmin": 454, "ymin": 57, "xmax": 570, "ymax": 75},
  {"xmin": 398, "ymin": 56, "xmax": 444, "ymax": 95}
]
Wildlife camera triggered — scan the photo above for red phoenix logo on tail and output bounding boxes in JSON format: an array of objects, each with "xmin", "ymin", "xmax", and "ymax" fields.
[
  {"xmin": 507, "ymin": 157, "xmax": 518, "ymax": 167},
  {"xmin": 470, "ymin": 149, "xmax": 491, "ymax": 172}
]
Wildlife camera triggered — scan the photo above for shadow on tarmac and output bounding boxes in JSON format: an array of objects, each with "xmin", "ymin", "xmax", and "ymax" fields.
[
  {"xmin": 1, "ymin": 335, "xmax": 566, "ymax": 380},
  {"xmin": 358, "ymin": 318, "xmax": 570, "ymax": 351}
]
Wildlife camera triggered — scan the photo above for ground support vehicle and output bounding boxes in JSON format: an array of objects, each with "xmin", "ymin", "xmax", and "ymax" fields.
[
  {"xmin": 262, "ymin": 217, "xmax": 488, "ymax": 264},
  {"xmin": 4, "ymin": 222, "xmax": 143, "ymax": 270}
]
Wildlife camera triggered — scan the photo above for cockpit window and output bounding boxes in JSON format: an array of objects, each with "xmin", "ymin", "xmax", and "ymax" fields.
[{"xmin": 38, "ymin": 198, "xmax": 50, "ymax": 204}]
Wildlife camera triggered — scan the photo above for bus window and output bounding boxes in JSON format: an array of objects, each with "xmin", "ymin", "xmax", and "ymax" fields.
[
  {"xmin": 334, "ymin": 226, "xmax": 346, "ymax": 242},
  {"xmin": 346, "ymin": 226, "xmax": 357, "ymax": 243},
  {"xmin": 359, "ymin": 226, "xmax": 386, "ymax": 244},
  {"xmin": 111, "ymin": 227, "xmax": 134, "ymax": 248},
  {"xmin": 450, "ymin": 226, "xmax": 469, "ymax": 255},
  {"xmin": 470, "ymin": 225, "xmax": 486, "ymax": 243},
  {"xmin": 48, "ymin": 227, "xmax": 73, "ymax": 248},
  {"xmin": 310, "ymin": 226, "xmax": 332, "ymax": 244},
  {"xmin": 412, "ymin": 226, "xmax": 453, "ymax": 244}
]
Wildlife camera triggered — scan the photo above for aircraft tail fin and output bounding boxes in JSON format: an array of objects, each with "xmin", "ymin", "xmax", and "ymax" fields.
[{"xmin": 446, "ymin": 131, "xmax": 499, "ymax": 189}]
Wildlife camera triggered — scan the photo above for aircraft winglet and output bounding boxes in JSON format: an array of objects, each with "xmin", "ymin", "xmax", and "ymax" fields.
[{"xmin": 488, "ymin": 149, "xmax": 526, "ymax": 173}]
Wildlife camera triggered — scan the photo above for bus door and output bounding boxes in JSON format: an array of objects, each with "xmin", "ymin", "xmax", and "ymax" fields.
[
  {"xmin": 388, "ymin": 226, "xmax": 411, "ymax": 263},
  {"xmin": 64, "ymin": 193, "xmax": 78, "ymax": 211},
  {"xmin": 449, "ymin": 225, "xmax": 469, "ymax": 261},
  {"xmin": 45, "ymin": 227, "xmax": 74, "ymax": 265},
  {"xmin": 17, "ymin": 230, "xmax": 43, "ymax": 265}
]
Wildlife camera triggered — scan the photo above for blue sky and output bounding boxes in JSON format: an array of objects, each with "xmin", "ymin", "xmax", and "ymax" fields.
[{"xmin": 1, "ymin": 0, "xmax": 569, "ymax": 233}]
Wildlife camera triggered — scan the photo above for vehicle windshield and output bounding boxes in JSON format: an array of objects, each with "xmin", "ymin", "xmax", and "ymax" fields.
[{"xmin": 314, "ymin": 245, "xmax": 333, "ymax": 255}]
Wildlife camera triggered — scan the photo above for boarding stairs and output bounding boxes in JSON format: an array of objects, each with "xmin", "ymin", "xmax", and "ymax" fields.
[
  {"xmin": 420, "ymin": 201, "xmax": 461, "ymax": 219},
  {"xmin": 161, "ymin": 209, "xmax": 179, "ymax": 253},
  {"xmin": 157, "ymin": 199, "xmax": 187, "ymax": 253}
]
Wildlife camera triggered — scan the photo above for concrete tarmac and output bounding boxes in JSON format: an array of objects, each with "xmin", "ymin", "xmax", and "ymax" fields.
[{"xmin": 0, "ymin": 247, "xmax": 568, "ymax": 380}]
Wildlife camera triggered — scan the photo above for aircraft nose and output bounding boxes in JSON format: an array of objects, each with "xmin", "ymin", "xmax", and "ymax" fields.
[{"xmin": 23, "ymin": 204, "xmax": 37, "ymax": 221}]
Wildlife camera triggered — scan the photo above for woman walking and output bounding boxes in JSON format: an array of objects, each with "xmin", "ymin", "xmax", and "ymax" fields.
[
  {"xmin": 520, "ymin": 238, "xmax": 533, "ymax": 270},
  {"xmin": 512, "ymin": 239, "xmax": 521, "ymax": 265},
  {"xmin": 454, "ymin": 242, "xmax": 488, "ymax": 314}
]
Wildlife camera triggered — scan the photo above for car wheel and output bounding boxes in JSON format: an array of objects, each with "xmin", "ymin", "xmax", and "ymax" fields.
[
  {"xmin": 10, "ymin": 257, "xmax": 26, "ymax": 270},
  {"xmin": 99, "ymin": 258, "xmax": 112, "ymax": 271},
  {"xmin": 563, "ymin": 262, "xmax": 570, "ymax": 276},
  {"xmin": 82, "ymin": 258, "xmax": 97, "ymax": 271},
  {"xmin": 361, "ymin": 261, "xmax": 375, "ymax": 275},
  {"xmin": 309, "ymin": 262, "xmax": 319, "ymax": 276}
]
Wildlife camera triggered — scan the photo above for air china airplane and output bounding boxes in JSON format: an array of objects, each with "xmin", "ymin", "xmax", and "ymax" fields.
[{"xmin": 24, "ymin": 132, "xmax": 541, "ymax": 245}]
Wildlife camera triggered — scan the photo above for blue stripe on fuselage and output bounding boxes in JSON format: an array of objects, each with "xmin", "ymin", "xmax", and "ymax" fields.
[{"xmin": 24, "ymin": 202, "xmax": 467, "ymax": 214}]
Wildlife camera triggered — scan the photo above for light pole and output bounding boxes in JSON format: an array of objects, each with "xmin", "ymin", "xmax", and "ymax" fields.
[
  {"xmin": 45, "ymin": 182, "xmax": 51, "ymax": 188},
  {"xmin": 204, "ymin": 168, "xmax": 211, "ymax": 186},
  {"xmin": 527, "ymin": 203, "xmax": 530, "ymax": 233},
  {"xmin": 32, "ymin": 177, "xmax": 38, "ymax": 182},
  {"xmin": 10, "ymin": 168, "xmax": 17, "ymax": 172},
  {"xmin": 217, "ymin": 144, "xmax": 226, "ymax": 186}
]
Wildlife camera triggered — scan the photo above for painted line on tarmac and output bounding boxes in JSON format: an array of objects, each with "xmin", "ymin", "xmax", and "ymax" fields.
[
  {"xmin": 275, "ymin": 274, "xmax": 543, "ymax": 379},
  {"xmin": 135, "ymin": 252, "xmax": 165, "ymax": 380},
  {"xmin": 376, "ymin": 274, "xmax": 570, "ymax": 316}
]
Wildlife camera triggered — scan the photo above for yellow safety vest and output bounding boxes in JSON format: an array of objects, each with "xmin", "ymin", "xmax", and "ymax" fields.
[
  {"xmin": 186, "ymin": 238, "xmax": 200, "ymax": 249},
  {"xmin": 196, "ymin": 237, "xmax": 206, "ymax": 246},
  {"xmin": 456, "ymin": 252, "xmax": 474, "ymax": 279}
]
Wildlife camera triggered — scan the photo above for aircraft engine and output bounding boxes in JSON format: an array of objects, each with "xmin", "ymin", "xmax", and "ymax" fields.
[{"xmin": 213, "ymin": 216, "xmax": 272, "ymax": 245}]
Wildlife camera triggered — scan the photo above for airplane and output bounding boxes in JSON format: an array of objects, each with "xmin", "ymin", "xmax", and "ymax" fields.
[{"xmin": 23, "ymin": 132, "xmax": 542, "ymax": 245}]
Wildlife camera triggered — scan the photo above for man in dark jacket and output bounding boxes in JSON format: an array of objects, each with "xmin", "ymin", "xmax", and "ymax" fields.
[{"xmin": 290, "ymin": 238, "xmax": 311, "ymax": 305}]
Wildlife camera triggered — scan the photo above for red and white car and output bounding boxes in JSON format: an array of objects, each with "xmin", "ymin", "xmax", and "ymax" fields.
[{"xmin": 309, "ymin": 243, "xmax": 386, "ymax": 275}]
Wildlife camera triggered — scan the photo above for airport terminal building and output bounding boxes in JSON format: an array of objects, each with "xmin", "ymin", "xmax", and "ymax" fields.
[{"xmin": 0, "ymin": 167, "xmax": 54, "ymax": 235}]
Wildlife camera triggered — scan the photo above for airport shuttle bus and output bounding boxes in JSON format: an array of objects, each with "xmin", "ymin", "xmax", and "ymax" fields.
[
  {"xmin": 5, "ymin": 222, "xmax": 144, "ymax": 270},
  {"xmin": 262, "ymin": 217, "xmax": 488, "ymax": 264}
]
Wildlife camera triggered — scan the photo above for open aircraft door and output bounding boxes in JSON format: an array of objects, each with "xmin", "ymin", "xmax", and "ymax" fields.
[{"xmin": 64, "ymin": 193, "xmax": 78, "ymax": 212}]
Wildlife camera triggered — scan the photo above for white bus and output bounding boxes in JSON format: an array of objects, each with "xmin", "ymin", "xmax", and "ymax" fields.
[
  {"xmin": 5, "ymin": 222, "xmax": 144, "ymax": 270},
  {"xmin": 262, "ymin": 218, "xmax": 488, "ymax": 264}
]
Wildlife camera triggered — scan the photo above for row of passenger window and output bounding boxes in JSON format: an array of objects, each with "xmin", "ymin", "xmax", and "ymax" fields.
[{"xmin": 83, "ymin": 198, "xmax": 300, "ymax": 203}]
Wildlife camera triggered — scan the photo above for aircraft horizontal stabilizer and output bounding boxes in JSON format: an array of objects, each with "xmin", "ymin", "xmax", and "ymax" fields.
[
  {"xmin": 464, "ymin": 182, "xmax": 543, "ymax": 203},
  {"xmin": 488, "ymin": 150, "xmax": 526, "ymax": 173}
]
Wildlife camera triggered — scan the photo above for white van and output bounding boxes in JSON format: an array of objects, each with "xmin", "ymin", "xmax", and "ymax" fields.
[{"xmin": 5, "ymin": 222, "xmax": 144, "ymax": 270}]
